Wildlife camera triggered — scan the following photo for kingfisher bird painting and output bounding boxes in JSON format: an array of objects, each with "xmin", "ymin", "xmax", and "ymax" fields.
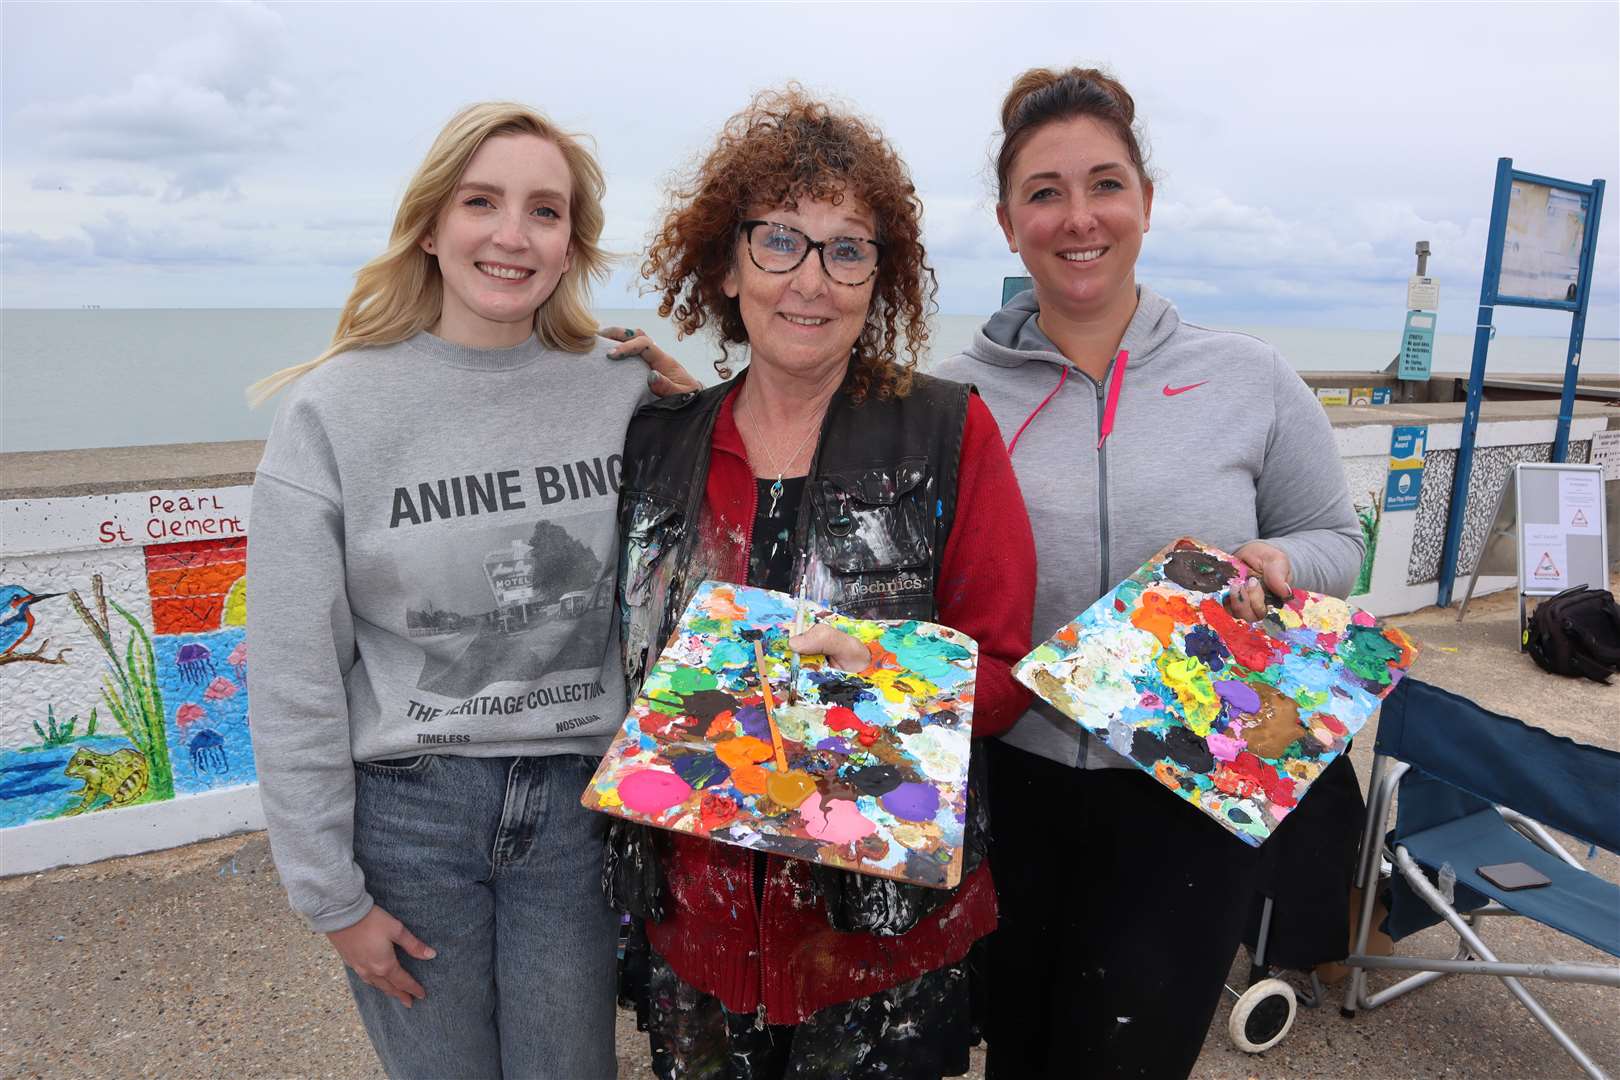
[{"xmin": 0, "ymin": 584, "xmax": 71, "ymax": 666}]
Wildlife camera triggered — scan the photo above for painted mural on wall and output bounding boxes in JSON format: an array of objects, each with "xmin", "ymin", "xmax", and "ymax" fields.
[
  {"xmin": 0, "ymin": 489, "xmax": 254, "ymax": 829},
  {"xmin": 1340, "ymin": 455, "xmax": 1389, "ymax": 598}
]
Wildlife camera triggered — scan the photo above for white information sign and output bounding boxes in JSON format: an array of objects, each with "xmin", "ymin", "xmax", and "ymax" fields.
[
  {"xmin": 1591, "ymin": 430, "xmax": 1620, "ymax": 482},
  {"xmin": 1522, "ymin": 524, "xmax": 1570, "ymax": 591},
  {"xmin": 1500, "ymin": 181, "xmax": 1588, "ymax": 303},
  {"xmin": 1558, "ymin": 471, "xmax": 1601, "ymax": 535},
  {"xmin": 1406, "ymin": 275, "xmax": 1440, "ymax": 311}
]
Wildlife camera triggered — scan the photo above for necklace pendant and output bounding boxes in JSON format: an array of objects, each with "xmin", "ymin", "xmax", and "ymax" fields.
[{"xmin": 768, "ymin": 476, "xmax": 784, "ymax": 517}]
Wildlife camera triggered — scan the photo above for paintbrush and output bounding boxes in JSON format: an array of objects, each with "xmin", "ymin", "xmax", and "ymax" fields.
[
  {"xmin": 753, "ymin": 638, "xmax": 790, "ymax": 772},
  {"xmin": 786, "ymin": 573, "xmax": 808, "ymax": 704}
]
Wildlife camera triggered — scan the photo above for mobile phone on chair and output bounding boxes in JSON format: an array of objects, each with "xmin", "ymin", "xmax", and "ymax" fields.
[{"xmin": 1477, "ymin": 862, "xmax": 1552, "ymax": 890}]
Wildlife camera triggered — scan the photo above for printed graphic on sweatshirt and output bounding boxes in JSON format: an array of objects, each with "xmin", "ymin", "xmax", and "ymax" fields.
[{"xmin": 396, "ymin": 506, "xmax": 616, "ymax": 704}]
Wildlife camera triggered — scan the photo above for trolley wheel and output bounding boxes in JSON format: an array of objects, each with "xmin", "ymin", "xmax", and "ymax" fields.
[{"xmin": 1228, "ymin": 977, "xmax": 1297, "ymax": 1054}]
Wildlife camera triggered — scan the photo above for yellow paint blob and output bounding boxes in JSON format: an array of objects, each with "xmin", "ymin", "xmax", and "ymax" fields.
[
  {"xmin": 1156, "ymin": 652, "xmax": 1220, "ymax": 736},
  {"xmin": 766, "ymin": 769, "xmax": 817, "ymax": 810}
]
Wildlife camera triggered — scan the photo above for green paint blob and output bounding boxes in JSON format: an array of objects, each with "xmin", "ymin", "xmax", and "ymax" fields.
[
  {"xmin": 710, "ymin": 639, "xmax": 752, "ymax": 670},
  {"xmin": 878, "ymin": 626, "xmax": 971, "ymax": 683},
  {"xmin": 669, "ymin": 666, "xmax": 719, "ymax": 695},
  {"xmin": 1341, "ymin": 625, "xmax": 1401, "ymax": 684}
]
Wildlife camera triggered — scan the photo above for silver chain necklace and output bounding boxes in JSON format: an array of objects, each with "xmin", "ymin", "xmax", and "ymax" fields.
[{"xmin": 740, "ymin": 394, "xmax": 824, "ymax": 516}]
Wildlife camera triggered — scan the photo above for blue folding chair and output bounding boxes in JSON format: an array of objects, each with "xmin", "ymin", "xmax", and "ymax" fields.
[{"xmin": 1342, "ymin": 679, "xmax": 1620, "ymax": 1079}]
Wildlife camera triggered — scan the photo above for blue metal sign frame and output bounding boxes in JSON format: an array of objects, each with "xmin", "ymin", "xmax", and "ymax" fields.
[{"xmin": 1434, "ymin": 158, "xmax": 1606, "ymax": 606}]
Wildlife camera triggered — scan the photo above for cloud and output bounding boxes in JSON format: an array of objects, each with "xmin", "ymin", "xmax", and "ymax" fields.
[
  {"xmin": 1, "ymin": 230, "xmax": 94, "ymax": 266},
  {"xmin": 30, "ymin": 172, "xmax": 73, "ymax": 192},
  {"xmin": 88, "ymin": 176, "xmax": 156, "ymax": 198},
  {"xmin": 25, "ymin": 2, "xmax": 296, "ymax": 198}
]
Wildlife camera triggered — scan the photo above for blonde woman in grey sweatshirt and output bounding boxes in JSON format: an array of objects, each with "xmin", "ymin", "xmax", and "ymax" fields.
[{"xmin": 933, "ymin": 68, "xmax": 1363, "ymax": 1080}]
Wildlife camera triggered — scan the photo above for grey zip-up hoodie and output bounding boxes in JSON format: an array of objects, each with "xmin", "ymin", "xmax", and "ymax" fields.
[{"xmin": 933, "ymin": 286, "xmax": 1363, "ymax": 769}]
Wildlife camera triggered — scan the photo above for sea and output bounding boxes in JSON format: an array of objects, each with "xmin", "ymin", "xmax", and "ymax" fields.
[{"xmin": 2, "ymin": 307, "xmax": 1615, "ymax": 454}]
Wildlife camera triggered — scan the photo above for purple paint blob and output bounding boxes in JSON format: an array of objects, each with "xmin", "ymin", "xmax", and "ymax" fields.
[
  {"xmin": 1215, "ymin": 679, "xmax": 1261, "ymax": 715},
  {"xmin": 733, "ymin": 705, "xmax": 769, "ymax": 740},
  {"xmin": 881, "ymin": 782, "xmax": 940, "ymax": 822},
  {"xmin": 815, "ymin": 736, "xmax": 851, "ymax": 754}
]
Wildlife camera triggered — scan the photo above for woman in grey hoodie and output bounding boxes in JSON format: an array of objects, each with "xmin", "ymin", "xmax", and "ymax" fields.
[{"xmin": 933, "ymin": 67, "xmax": 1364, "ymax": 1079}]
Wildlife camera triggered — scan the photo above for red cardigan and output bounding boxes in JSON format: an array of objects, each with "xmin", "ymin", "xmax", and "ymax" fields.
[{"xmin": 643, "ymin": 385, "xmax": 1037, "ymax": 1024}]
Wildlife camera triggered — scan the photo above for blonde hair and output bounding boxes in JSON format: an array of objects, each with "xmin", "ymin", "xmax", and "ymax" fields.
[{"xmin": 248, "ymin": 102, "xmax": 608, "ymax": 406}]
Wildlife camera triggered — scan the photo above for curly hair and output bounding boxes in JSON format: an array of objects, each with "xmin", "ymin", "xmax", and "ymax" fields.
[{"xmin": 642, "ymin": 87, "xmax": 936, "ymax": 401}]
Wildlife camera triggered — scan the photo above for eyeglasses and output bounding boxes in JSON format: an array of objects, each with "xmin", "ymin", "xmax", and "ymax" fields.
[{"xmin": 739, "ymin": 220, "xmax": 883, "ymax": 286}]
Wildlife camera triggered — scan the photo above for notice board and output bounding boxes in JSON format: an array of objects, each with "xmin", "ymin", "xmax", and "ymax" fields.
[{"xmin": 1515, "ymin": 463, "xmax": 1608, "ymax": 596}]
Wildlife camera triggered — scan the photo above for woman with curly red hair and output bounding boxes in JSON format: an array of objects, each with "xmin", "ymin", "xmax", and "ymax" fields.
[{"xmin": 605, "ymin": 88, "xmax": 1037, "ymax": 1078}]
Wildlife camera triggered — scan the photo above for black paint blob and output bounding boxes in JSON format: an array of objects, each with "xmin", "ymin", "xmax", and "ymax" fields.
[{"xmin": 1163, "ymin": 549, "xmax": 1237, "ymax": 593}]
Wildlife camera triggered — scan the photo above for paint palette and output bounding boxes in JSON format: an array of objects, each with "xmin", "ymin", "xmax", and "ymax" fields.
[
  {"xmin": 582, "ymin": 580, "xmax": 978, "ymax": 888},
  {"xmin": 1015, "ymin": 538, "xmax": 1417, "ymax": 846}
]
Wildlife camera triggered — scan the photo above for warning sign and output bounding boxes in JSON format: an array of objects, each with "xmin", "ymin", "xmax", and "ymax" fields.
[
  {"xmin": 1522, "ymin": 524, "xmax": 1569, "ymax": 591},
  {"xmin": 1571, "ymin": 509, "xmax": 1589, "ymax": 529}
]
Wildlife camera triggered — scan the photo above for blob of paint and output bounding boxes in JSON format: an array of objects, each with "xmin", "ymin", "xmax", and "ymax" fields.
[
  {"xmin": 618, "ymin": 770, "xmax": 692, "ymax": 816},
  {"xmin": 766, "ymin": 769, "xmax": 817, "ymax": 810},
  {"xmin": 715, "ymin": 736, "xmax": 773, "ymax": 769},
  {"xmin": 799, "ymin": 793, "xmax": 878, "ymax": 844},
  {"xmin": 881, "ymin": 782, "xmax": 940, "ymax": 822}
]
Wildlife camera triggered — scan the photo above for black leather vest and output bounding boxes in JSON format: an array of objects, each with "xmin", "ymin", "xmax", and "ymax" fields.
[{"xmin": 617, "ymin": 370, "xmax": 970, "ymax": 690}]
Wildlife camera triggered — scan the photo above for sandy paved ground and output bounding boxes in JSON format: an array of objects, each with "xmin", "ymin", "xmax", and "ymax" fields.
[{"xmin": 3, "ymin": 580, "xmax": 1615, "ymax": 1079}]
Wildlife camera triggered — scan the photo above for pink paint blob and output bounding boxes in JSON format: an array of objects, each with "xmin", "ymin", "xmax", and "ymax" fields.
[
  {"xmin": 799, "ymin": 793, "xmax": 877, "ymax": 844},
  {"xmin": 203, "ymin": 676, "xmax": 238, "ymax": 701},
  {"xmin": 1351, "ymin": 610, "xmax": 1377, "ymax": 627},
  {"xmin": 1206, "ymin": 731, "xmax": 1245, "ymax": 762},
  {"xmin": 176, "ymin": 702, "xmax": 206, "ymax": 731},
  {"xmin": 618, "ymin": 770, "xmax": 692, "ymax": 817},
  {"xmin": 227, "ymin": 642, "xmax": 248, "ymax": 666}
]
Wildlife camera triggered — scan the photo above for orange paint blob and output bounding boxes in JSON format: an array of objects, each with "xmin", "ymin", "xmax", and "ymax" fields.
[
  {"xmin": 715, "ymin": 736, "xmax": 773, "ymax": 768},
  {"xmin": 1131, "ymin": 589, "xmax": 1200, "ymax": 647},
  {"xmin": 704, "ymin": 710, "xmax": 736, "ymax": 738},
  {"xmin": 703, "ymin": 586, "xmax": 749, "ymax": 621},
  {"xmin": 730, "ymin": 764, "xmax": 768, "ymax": 795}
]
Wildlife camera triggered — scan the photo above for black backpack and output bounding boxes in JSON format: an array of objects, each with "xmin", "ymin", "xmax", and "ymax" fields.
[{"xmin": 1524, "ymin": 585, "xmax": 1620, "ymax": 684}]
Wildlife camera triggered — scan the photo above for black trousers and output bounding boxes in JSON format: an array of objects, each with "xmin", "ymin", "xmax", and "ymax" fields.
[{"xmin": 984, "ymin": 741, "xmax": 1262, "ymax": 1080}]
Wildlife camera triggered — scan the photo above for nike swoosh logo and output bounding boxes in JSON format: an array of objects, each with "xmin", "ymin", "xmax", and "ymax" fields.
[{"xmin": 1162, "ymin": 381, "xmax": 1208, "ymax": 396}]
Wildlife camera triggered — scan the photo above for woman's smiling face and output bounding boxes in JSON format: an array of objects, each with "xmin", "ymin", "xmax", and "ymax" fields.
[
  {"xmin": 422, "ymin": 132, "xmax": 575, "ymax": 349},
  {"xmin": 722, "ymin": 195, "xmax": 878, "ymax": 381},
  {"xmin": 996, "ymin": 116, "xmax": 1153, "ymax": 323}
]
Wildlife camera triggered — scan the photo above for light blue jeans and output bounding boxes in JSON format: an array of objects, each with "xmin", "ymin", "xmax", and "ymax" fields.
[{"xmin": 348, "ymin": 753, "xmax": 618, "ymax": 1079}]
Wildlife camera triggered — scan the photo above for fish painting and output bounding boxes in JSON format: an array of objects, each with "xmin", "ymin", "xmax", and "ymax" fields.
[
  {"xmin": 1015, "ymin": 538, "xmax": 1417, "ymax": 846},
  {"xmin": 583, "ymin": 580, "xmax": 978, "ymax": 888}
]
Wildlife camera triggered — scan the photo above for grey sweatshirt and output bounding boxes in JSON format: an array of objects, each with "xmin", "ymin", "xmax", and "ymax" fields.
[
  {"xmin": 247, "ymin": 331, "xmax": 650, "ymax": 931},
  {"xmin": 933, "ymin": 286, "xmax": 1363, "ymax": 769}
]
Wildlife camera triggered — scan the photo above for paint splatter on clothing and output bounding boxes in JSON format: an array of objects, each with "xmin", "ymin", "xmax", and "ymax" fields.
[
  {"xmin": 749, "ymin": 476, "xmax": 807, "ymax": 592},
  {"xmin": 646, "ymin": 943, "xmax": 973, "ymax": 1079}
]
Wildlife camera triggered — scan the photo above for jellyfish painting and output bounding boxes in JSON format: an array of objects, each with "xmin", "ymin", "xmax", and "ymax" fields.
[
  {"xmin": 175, "ymin": 701, "xmax": 207, "ymax": 734},
  {"xmin": 203, "ymin": 676, "xmax": 237, "ymax": 703},
  {"xmin": 175, "ymin": 643, "xmax": 216, "ymax": 684},
  {"xmin": 188, "ymin": 729, "xmax": 228, "ymax": 773},
  {"xmin": 227, "ymin": 640, "xmax": 247, "ymax": 682}
]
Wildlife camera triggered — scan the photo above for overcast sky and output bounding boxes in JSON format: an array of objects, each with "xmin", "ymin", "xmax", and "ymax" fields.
[{"xmin": 3, "ymin": 1, "xmax": 1617, "ymax": 338}]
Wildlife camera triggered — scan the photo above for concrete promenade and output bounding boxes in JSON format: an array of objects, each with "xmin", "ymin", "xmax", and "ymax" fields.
[{"xmin": 3, "ymin": 581, "xmax": 1616, "ymax": 1079}]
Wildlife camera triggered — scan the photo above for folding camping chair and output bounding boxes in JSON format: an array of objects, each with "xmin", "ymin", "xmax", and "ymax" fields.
[{"xmin": 1341, "ymin": 679, "xmax": 1620, "ymax": 1079}]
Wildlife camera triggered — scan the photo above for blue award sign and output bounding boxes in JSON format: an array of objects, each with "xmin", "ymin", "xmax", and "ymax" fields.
[
  {"xmin": 1398, "ymin": 310, "xmax": 1436, "ymax": 381},
  {"xmin": 1385, "ymin": 425, "xmax": 1428, "ymax": 512}
]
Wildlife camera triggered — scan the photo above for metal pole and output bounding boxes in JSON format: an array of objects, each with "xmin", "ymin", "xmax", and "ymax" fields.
[
  {"xmin": 1552, "ymin": 178, "xmax": 1605, "ymax": 461},
  {"xmin": 1437, "ymin": 159, "xmax": 1513, "ymax": 608}
]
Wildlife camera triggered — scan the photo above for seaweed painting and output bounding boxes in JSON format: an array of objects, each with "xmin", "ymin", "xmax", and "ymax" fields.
[
  {"xmin": 1016, "ymin": 538, "xmax": 1416, "ymax": 846},
  {"xmin": 67, "ymin": 575, "xmax": 173, "ymax": 804},
  {"xmin": 583, "ymin": 580, "xmax": 978, "ymax": 888}
]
